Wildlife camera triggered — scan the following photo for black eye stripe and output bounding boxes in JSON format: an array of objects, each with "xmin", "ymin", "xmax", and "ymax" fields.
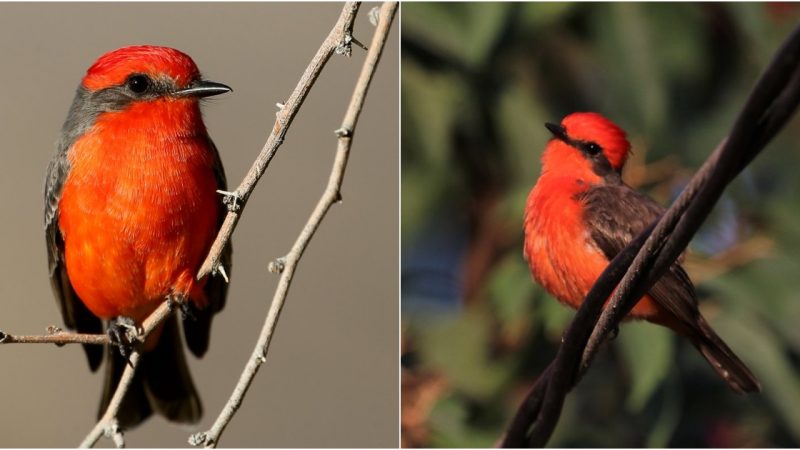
[{"xmin": 562, "ymin": 137, "xmax": 615, "ymax": 176}]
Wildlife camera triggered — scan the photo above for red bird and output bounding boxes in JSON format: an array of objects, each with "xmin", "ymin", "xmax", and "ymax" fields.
[
  {"xmin": 44, "ymin": 45, "xmax": 232, "ymax": 426},
  {"xmin": 523, "ymin": 112, "xmax": 760, "ymax": 393}
]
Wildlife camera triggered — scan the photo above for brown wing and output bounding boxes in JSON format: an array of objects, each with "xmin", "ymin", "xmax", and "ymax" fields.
[
  {"xmin": 581, "ymin": 182, "xmax": 761, "ymax": 393},
  {"xmin": 45, "ymin": 149, "xmax": 103, "ymax": 371},
  {"xmin": 578, "ymin": 182, "xmax": 702, "ymax": 327},
  {"xmin": 183, "ymin": 137, "xmax": 231, "ymax": 357}
]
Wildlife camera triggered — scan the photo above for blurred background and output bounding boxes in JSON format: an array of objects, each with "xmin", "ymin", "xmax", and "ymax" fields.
[
  {"xmin": 0, "ymin": 2, "xmax": 398, "ymax": 447},
  {"xmin": 401, "ymin": 3, "xmax": 800, "ymax": 447}
]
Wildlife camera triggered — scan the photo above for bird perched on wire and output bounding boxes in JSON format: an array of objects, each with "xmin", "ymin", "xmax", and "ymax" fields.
[
  {"xmin": 523, "ymin": 112, "xmax": 760, "ymax": 393},
  {"xmin": 44, "ymin": 45, "xmax": 233, "ymax": 426}
]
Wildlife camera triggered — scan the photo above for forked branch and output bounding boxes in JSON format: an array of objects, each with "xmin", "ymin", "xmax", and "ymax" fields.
[{"xmin": 189, "ymin": 2, "xmax": 398, "ymax": 447}]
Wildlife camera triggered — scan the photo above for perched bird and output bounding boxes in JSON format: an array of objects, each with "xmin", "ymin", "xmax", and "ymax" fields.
[
  {"xmin": 44, "ymin": 45, "xmax": 232, "ymax": 426},
  {"xmin": 523, "ymin": 112, "xmax": 760, "ymax": 393}
]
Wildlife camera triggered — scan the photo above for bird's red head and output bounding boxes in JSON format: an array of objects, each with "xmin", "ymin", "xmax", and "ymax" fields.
[
  {"xmin": 60, "ymin": 45, "xmax": 231, "ymax": 142},
  {"xmin": 542, "ymin": 112, "xmax": 631, "ymax": 176},
  {"xmin": 82, "ymin": 46, "xmax": 200, "ymax": 91}
]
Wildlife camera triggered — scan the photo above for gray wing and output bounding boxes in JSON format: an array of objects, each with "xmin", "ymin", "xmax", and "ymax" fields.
[
  {"xmin": 45, "ymin": 148, "xmax": 103, "ymax": 371},
  {"xmin": 578, "ymin": 182, "xmax": 701, "ymax": 326},
  {"xmin": 183, "ymin": 137, "xmax": 232, "ymax": 357}
]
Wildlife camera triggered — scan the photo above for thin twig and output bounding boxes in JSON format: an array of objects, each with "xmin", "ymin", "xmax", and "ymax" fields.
[
  {"xmin": 196, "ymin": 1, "xmax": 362, "ymax": 280},
  {"xmin": 188, "ymin": 2, "xmax": 397, "ymax": 447},
  {"xmin": 0, "ymin": 329, "xmax": 108, "ymax": 346},
  {"xmin": 501, "ymin": 23, "xmax": 800, "ymax": 447},
  {"xmin": 79, "ymin": 301, "xmax": 175, "ymax": 448},
  {"xmin": 79, "ymin": 351, "xmax": 141, "ymax": 448},
  {"xmin": 0, "ymin": 298, "xmax": 174, "ymax": 347}
]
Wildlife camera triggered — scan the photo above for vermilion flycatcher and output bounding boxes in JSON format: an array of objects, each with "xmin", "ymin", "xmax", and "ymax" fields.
[
  {"xmin": 44, "ymin": 45, "xmax": 232, "ymax": 426},
  {"xmin": 523, "ymin": 112, "xmax": 760, "ymax": 393}
]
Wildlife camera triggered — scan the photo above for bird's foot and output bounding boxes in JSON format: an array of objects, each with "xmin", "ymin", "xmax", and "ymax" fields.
[
  {"xmin": 107, "ymin": 316, "xmax": 140, "ymax": 365},
  {"xmin": 180, "ymin": 302, "xmax": 198, "ymax": 322},
  {"xmin": 169, "ymin": 294, "xmax": 197, "ymax": 322}
]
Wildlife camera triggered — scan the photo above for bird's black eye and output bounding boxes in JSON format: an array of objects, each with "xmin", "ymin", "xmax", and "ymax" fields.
[
  {"xmin": 126, "ymin": 75, "xmax": 150, "ymax": 94},
  {"xmin": 585, "ymin": 142, "xmax": 602, "ymax": 156}
]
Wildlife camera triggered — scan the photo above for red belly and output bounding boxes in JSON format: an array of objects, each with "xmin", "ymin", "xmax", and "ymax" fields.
[{"xmin": 57, "ymin": 124, "xmax": 219, "ymax": 322}]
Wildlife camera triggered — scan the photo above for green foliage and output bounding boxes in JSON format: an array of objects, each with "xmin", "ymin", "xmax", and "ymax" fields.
[
  {"xmin": 402, "ymin": 2, "xmax": 800, "ymax": 447},
  {"xmin": 617, "ymin": 322, "xmax": 674, "ymax": 412}
]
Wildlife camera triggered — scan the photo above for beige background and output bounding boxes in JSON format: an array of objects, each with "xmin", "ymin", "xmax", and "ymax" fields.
[{"xmin": 0, "ymin": 2, "xmax": 398, "ymax": 447}]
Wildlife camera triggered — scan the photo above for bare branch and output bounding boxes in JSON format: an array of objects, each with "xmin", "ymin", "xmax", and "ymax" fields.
[
  {"xmin": 188, "ymin": 2, "xmax": 397, "ymax": 447},
  {"xmin": 1, "ymin": 297, "xmax": 174, "ymax": 348},
  {"xmin": 0, "ymin": 328, "xmax": 108, "ymax": 346},
  {"xmin": 80, "ymin": 351, "xmax": 141, "ymax": 448},
  {"xmin": 197, "ymin": 1, "xmax": 363, "ymax": 280}
]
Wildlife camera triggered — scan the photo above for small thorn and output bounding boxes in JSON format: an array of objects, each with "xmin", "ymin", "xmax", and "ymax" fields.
[
  {"xmin": 216, "ymin": 189, "xmax": 243, "ymax": 212},
  {"xmin": 335, "ymin": 127, "xmax": 352, "ymax": 137},
  {"xmin": 276, "ymin": 102, "xmax": 285, "ymax": 110},
  {"xmin": 334, "ymin": 191, "xmax": 343, "ymax": 203},
  {"xmin": 268, "ymin": 257, "xmax": 286, "ymax": 274},
  {"xmin": 351, "ymin": 36, "xmax": 368, "ymax": 51},
  {"xmin": 0, "ymin": 330, "xmax": 6, "ymax": 343},
  {"xmin": 216, "ymin": 264, "xmax": 230, "ymax": 283}
]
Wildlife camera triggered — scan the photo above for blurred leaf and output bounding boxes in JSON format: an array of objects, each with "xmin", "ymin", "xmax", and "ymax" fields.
[
  {"xmin": 617, "ymin": 321, "xmax": 674, "ymax": 412},
  {"xmin": 538, "ymin": 296, "xmax": 573, "ymax": 341},
  {"xmin": 429, "ymin": 395, "xmax": 498, "ymax": 447},
  {"xmin": 496, "ymin": 81, "xmax": 550, "ymax": 195},
  {"xmin": 401, "ymin": 63, "xmax": 468, "ymax": 239},
  {"xmin": 597, "ymin": 3, "xmax": 667, "ymax": 135},
  {"xmin": 487, "ymin": 253, "xmax": 535, "ymax": 331},
  {"xmin": 712, "ymin": 314, "xmax": 800, "ymax": 442},
  {"xmin": 418, "ymin": 307, "xmax": 514, "ymax": 400},
  {"xmin": 519, "ymin": 2, "xmax": 576, "ymax": 30},
  {"xmin": 646, "ymin": 374, "xmax": 682, "ymax": 447},
  {"xmin": 402, "ymin": 3, "xmax": 512, "ymax": 69}
]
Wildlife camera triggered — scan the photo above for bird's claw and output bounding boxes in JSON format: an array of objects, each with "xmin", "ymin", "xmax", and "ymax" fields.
[
  {"xmin": 107, "ymin": 317, "xmax": 140, "ymax": 365},
  {"xmin": 180, "ymin": 302, "xmax": 198, "ymax": 322},
  {"xmin": 168, "ymin": 294, "xmax": 197, "ymax": 322}
]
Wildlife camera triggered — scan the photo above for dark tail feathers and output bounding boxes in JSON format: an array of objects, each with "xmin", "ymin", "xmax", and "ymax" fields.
[
  {"xmin": 99, "ymin": 315, "xmax": 202, "ymax": 428},
  {"xmin": 690, "ymin": 315, "xmax": 761, "ymax": 394}
]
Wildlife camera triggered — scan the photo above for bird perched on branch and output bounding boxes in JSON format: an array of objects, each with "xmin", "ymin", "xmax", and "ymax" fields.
[
  {"xmin": 44, "ymin": 45, "xmax": 232, "ymax": 426},
  {"xmin": 523, "ymin": 112, "xmax": 760, "ymax": 393}
]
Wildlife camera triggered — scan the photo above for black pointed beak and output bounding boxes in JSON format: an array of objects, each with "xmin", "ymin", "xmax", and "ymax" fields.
[
  {"xmin": 173, "ymin": 80, "xmax": 232, "ymax": 98},
  {"xmin": 545, "ymin": 122, "xmax": 568, "ymax": 142}
]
